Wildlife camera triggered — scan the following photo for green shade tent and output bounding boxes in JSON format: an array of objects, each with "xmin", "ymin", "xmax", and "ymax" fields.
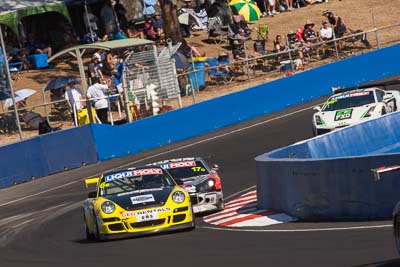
[{"xmin": 0, "ymin": 0, "xmax": 72, "ymax": 37}]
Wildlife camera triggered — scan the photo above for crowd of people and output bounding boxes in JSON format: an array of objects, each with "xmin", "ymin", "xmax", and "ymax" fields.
[{"xmin": 0, "ymin": 0, "xmax": 376, "ymax": 132}]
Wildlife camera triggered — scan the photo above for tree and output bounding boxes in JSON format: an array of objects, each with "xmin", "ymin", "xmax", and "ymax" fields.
[{"xmin": 159, "ymin": 0, "xmax": 182, "ymax": 45}]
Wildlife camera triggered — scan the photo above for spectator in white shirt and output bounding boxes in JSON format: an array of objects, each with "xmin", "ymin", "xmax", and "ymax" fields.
[
  {"xmin": 320, "ymin": 20, "xmax": 333, "ymax": 41},
  {"xmin": 65, "ymin": 81, "xmax": 84, "ymax": 126},
  {"xmin": 86, "ymin": 79, "xmax": 111, "ymax": 124}
]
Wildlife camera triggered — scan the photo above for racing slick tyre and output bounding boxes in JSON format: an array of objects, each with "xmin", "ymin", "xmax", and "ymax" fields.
[
  {"xmin": 83, "ymin": 213, "xmax": 94, "ymax": 241},
  {"xmin": 93, "ymin": 218, "xmax": 105, "ymax": 242},
  {"xmin": 395, "ymin": 217, "xmax": 400, "ymax": 254},
  {"xmin": 216, "ymin": 199, "xmax": 225, "ymax": 211}
]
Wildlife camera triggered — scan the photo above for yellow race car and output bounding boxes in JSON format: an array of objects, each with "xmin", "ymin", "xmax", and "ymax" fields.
[{"xmin": 83, "ymin": 166, "xmax": 195, "ymax": 241}]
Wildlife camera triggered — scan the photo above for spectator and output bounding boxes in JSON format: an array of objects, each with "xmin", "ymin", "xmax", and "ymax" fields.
[
  {"xmin": 127, "ymin": 21, "xmax": 145, "ymax": 39},
  {"xmin": 274, "ymin": 35, "xmax": 287, "ymax": 52},
  {"xmin": 143, "ymin": 0, "xmax": 158, "ymax": 16},
  {"xmin": 152, "ymin": 13, "xmax": 165, "ymax": 40},
  {"xmin": 302, "ymin": 20, "xmax": 321, "ymax": 58},
  {"xmin": 100, "ymin": 0, "xmax": 118, "ymax": 35},
  {"xmin": 287, "ymin": 30, "xmax": 305, "ymax": 61},
  {"xmin": 267, "ymin": 0, "xmax": 280, "ymax": 16},
  {"xmin": 83, "ymin": 6, "xmax": 98, "ymax": 32},
  {"xmin": 65, "ymin": 81, "xmax": 84, "ymax": 126},
  {"xmin": 114, "ymin": 0, "xmax": 129, "ymax": 31},
  {"xmin": 320, "ymin": 20, "xmax": 333, "ymax": 41},
  {"xmin": 25, "ymin": 33, "xmax": 52, "ymax": 58},
  {"xmin": 88, "ymin": 53, "xmax": 104, "ymax": 85},
  {"xmin": 322, "ymin": 10, "xmax": 347, "ymax": 38},
  {"xmin": 143, "ymin": 15, "xmax": 158, "ymax": 41},
  {"xmin": 0, "ymin": 47, "xmax": 8, "ymax": 90},
  {"xmin": 83, "ymin": 27, "xmax": 101, "ymax": 44},
  {"xmin": 178, "ymin": 38, "xmax": 202, "ymax": 58},
  {"xmin": 86, "ymin": 79, "xmax": 112, "ymax": 124}
]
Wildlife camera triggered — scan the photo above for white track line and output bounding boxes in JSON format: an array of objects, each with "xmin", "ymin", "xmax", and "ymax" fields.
[
  {"xmin": 199, "ymin": 224, "xmax": 392, "ymax": 232},
  {"xmin": 0, "ymin": 106, "xmax": 312, "ymax": 208}
]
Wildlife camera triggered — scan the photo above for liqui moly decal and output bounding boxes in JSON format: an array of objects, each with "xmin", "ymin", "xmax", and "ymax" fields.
[
  {"xmin": 162, "ymin": 161, "xmax": 196, "ymax": 169},
  {"xmin": 105, "ymin": 168, "xmax": 163, "ymax": 182}
]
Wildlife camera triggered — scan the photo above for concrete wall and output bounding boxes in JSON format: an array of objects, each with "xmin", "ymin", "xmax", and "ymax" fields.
[
  {"xmin": 256, "ymin": 112, "xmax": 400, "ymax": 220},
  {"xmin": 0, "ymin": 125, "xmax": 97, "ymax": 189}
]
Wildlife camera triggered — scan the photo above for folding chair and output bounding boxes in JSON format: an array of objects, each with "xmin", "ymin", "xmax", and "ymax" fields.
[
  {"xmin": 206, "ymin": 57, "xmax": 233, "ymax": 84},
  {"xmin": 207, "ymin": 16, "xmax": 228, "ymax": 45},
  {"xmin": 257, "ymin": 24, "xmax": 269, "ymax": 42}
]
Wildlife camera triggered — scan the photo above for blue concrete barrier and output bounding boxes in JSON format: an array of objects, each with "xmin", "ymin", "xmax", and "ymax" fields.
[
  {"xmin": 94, "ymin": 45, "xmax": 400, "ymax": 161},
  {"xmin": 256, "ymin": 112, "xmax": 400, "ymax": 220},
  {"xmin": 0, "ymin": 125, "xmax": 97, "ymax": 189}
]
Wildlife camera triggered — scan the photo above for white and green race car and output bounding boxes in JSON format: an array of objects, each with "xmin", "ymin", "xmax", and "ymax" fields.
[{"xmin": 312, "ymin": 87, "xmax": 400, "ymax": 136}]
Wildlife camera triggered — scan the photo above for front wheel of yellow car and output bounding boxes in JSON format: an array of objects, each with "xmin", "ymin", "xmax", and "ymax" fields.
[
  {"xmin": 93, "ymin": 219, "xmax": 105, "ymax": 242},
  {"xmin": 83, "ymin": 213, "xmax": 94, "ymax": 241}
]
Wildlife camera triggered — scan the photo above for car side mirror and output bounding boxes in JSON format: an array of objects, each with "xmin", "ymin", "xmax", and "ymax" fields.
[
  {"xmin": 383, "ymin": 95, "xmax": 392, "ymax": 101},
  {"xmin": 211, "ymin": 164, "xmax": 219, "ymax": 171},
  {"xmin": 313, "ymin": 106, "xmax": 321, "ymax": 112},
  {"xmin": 88, "ymin": 191, "xmax": 97, "ymax": 198}
]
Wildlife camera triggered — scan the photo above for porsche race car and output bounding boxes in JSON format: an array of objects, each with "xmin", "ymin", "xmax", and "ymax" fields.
[
  {"xmin": 83, "ymin": 166, "xmax": 195, "ymax": 241},
  {"xmin": 148, "ymin": 157, "xmax": 224, "ymax": 214},
  {"xmin": 312, "ymin": 87, "xmax": 400, "ymax": 136}
]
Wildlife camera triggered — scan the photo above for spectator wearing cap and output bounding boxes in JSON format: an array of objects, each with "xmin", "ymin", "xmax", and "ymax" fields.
[
  {"xmin": 322, "ymin": 9, "xmax": 347, "ymax": 38},
  {"xmin": 302, "ymin": 20, "xmax": 322, "ymax": 58},
  {"xmin": 287, "ymin": 30, "xmax": 305, "ymax": 61},
  {"xmin": 320, "ymin": 20, "xmax": 333, "ymax": 41},
  {"xmin": 152, "ymin": 12, "xmax": 165, "ymax": 41},
  {"xmin": 323, "ymin": 9, "xmax": 347, "ymax": 50},
  {"xmin": 216, "ymin": 51, "xmax": 233, "ymax": 76},
  {"xmin": 88, "ymin": 53, "xmax": 104, "ymax": 85}
]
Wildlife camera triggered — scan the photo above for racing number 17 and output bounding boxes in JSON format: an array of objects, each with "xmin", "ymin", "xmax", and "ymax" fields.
[{"xmin": 191, "ymin": 167, "xmax": 202, "ymax": 172}]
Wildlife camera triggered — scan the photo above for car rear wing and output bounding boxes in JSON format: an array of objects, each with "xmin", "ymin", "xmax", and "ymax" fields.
[
  {"xmin": 85, "ymin": 177, "xmax": 100, "ymax": 188},
  {"xmin": 371, "ymin": 165, "xmax": 400, "ymax": 181}
]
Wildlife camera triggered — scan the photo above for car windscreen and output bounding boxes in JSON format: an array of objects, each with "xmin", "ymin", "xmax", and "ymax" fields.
[
  {"xmin": 99, "ymin": 169, "xmax": 175, "ymax": 197},
  {"xmin": 162, "ymin": 160, "xmax": 210, "ymax": 179},
  {"xmin": 322, "ymin": 91, "xmax": 376, "ymax": 111}
]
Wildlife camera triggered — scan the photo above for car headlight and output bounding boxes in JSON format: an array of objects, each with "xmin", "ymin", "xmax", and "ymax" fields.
[
  {"xmin": 208, "ymin": 179, "xmax": 215, "ymax": 187},
  {"xmin": 101, "ymin": 201, "xmax": 115, "ymax": 214},
  {"xmin": 315, "ymin": 115, "xmax": 324, "ymax": 125},
  {"xmin": 172, "ymin": 191, "xmax": 186, "ymax": 203}
]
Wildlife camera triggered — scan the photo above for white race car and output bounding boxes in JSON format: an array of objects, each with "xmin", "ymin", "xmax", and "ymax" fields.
[{"xmin": 312, "ymin": 87, "xmax": 400, "ymax": 136}]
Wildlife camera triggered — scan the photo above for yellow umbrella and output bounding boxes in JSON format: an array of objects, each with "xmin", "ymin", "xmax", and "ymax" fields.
[{"xmin": 229, "ymin": 0, "xmax": 261, "ymax": 22}]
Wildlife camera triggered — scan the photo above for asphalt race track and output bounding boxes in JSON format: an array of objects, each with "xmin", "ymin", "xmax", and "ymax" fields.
[{"xmin": 1, "ymin": 96, "xmax": 400, "ymax": 267}]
